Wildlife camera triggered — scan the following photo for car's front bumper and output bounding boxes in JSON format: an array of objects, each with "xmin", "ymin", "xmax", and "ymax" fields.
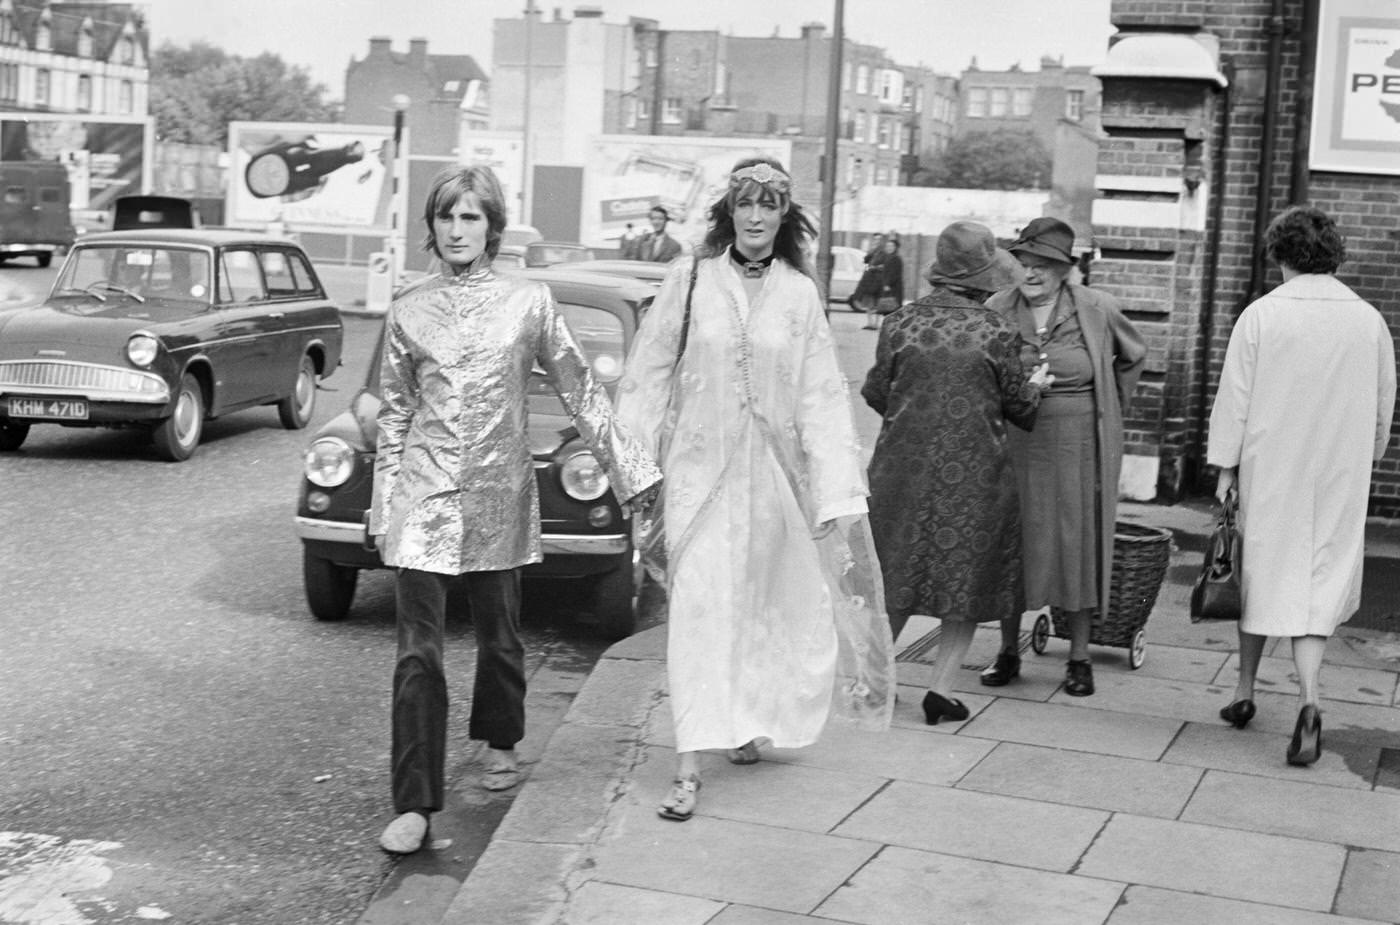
[{"xmin": 295, "ymin": 516, "xmax": 629, "ymax": 557}]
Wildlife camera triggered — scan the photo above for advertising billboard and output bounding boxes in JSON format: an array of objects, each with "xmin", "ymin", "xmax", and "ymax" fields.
[
  {"xmin": 0, "ymin": 113, "xmax": 154, "ymax": 219},
  {"xmin": 582, "ymin": 135, "xmax": 793, "ymax": 250},
  {"xmin": 227, "ymin": 122, "xmax": 396, "ymax": 230},
  {"xmin": 456, "ymin": 130, "xmax": 525, "ymax": 226},
  {"xmin": 1310, "ymin": 0, "xmax": 1400, "ymax": 175}
]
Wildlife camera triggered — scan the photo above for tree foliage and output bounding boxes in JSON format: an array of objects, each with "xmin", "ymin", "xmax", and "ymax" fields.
[
  {"xmin": 150, "ymin": 42, "xmax": 337, "ymax": 146},
  {"xmin": 919, "ymin": 130, "xmax": 1053, "ymax": 191}
]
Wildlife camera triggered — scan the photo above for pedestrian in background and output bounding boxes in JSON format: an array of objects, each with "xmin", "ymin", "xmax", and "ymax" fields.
[
  {"xmin": 875, "ymin": 234, "xmax": 905, "ymax": 323},
  {"xmin": 864, "ymin": 221, "xmax": 1051, "ymax": 724},
  {"xmin": 617, "ymin": 156, "xmax": 894, "ymax": 823},
  {"xmin": 632, "ymin": 205, "xmax": 683, "ymax": 263},
  {"xmin": 982, "ymin": 217, "xmax": 1146, "ymax": 697},
  {"xmin": 369, "ymin": 165, "xmax": 662, "ymax": 854},
  {"xmin": 855, "ymin": 232, "xmax": 888, "ymax": 329},
  {"xmin": 1208, "ymin": 205, "xmax": 1395, "ymax": 765}
]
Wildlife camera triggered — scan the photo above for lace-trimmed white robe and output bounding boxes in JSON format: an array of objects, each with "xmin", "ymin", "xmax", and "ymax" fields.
[{"xmin": 618, "ymin": 252, "xmax": 894, "ymax": 752}]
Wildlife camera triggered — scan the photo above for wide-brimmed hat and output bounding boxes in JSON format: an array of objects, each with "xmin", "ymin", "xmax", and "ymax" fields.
[
  {"xmin": 926, "ymin": 221, "xmax": 1023, "ymax": 293},
  {"xmin": 1008, "ymin": 216, "xmax": 1075, "ymax": 264}
]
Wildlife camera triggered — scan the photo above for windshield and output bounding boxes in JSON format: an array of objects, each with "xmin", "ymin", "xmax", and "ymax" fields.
[{"xmin": 56, "ymin": 244, "xmax": 213, "ymax": 304}]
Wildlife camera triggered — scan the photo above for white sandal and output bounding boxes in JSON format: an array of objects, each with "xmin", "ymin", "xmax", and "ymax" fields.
[{"xmin": 657, "ymin": 775, "xmax": 701, "ymax": 821}]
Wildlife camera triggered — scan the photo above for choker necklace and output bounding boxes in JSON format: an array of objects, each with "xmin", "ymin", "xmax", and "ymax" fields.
[{"xmin": 731, "ymin": 249, "xmax": 776, "ymax": 278}]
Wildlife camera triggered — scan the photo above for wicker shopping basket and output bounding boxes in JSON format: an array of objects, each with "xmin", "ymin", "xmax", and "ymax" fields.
[{"xmin": 1029, "ymin": 521, "xmax": 1174, "ymax": 669}]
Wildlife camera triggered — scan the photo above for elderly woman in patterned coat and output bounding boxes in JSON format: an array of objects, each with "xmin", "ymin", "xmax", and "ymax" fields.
[{"xmin": 863, "ymin": 221, "xmax": 1051, "ymax": 725}]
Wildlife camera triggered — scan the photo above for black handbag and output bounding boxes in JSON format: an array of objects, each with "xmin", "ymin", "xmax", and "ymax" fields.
[{"xmin": 1190, "ymin": 487, "xmax": 1243, "ymax": 622}]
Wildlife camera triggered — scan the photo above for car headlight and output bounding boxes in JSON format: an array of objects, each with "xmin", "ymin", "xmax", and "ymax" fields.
[
  {"xmin": 126, "ymin": 332, "xmax": 159, "ymax": 367},
  {"xmin": 559, "ymin": 450, "xmax": 609, "ymax": 501},
  {"xmin": 304, "ymin": 437, "xmax": 355, "ymax": 487}
]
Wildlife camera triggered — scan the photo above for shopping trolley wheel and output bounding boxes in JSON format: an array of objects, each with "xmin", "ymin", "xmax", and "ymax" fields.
[
  {"xmin": 1030, "ymin": 613, "xmax": 1050, "ymax": 655},
  {"xmin": 1129, "ymin": 627, "xmax": 1147, "ymax": 669}
]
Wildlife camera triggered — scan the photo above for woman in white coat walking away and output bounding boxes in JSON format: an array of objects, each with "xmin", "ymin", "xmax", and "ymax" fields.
[{"xmin": 1208, "ymin": 205, "xmax": 1395, "ymax": 766}]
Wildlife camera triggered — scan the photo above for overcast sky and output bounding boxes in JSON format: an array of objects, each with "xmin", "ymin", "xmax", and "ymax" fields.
[{"xmin": 142, "ymin": 0, "xmax": 1116, "ymax": 95}]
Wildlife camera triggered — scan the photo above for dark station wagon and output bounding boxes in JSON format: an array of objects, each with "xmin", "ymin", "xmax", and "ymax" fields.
[
  {"xmin": 0, "ymin": 229, "xmax": 344, "ymax": 460},
  {"xmin": 294, "ymin": 268, "xmax": 656, "ymax": 638}
]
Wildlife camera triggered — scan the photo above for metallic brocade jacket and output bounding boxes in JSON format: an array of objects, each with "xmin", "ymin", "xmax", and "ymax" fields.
[{"xmin": 369, "ymin": 267, "xmax": 662, "ymax": 576}]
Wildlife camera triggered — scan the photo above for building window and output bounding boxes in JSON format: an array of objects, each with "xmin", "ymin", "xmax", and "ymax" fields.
[
  {"xmin": 1066, "ymin": 89, "xmax": 1084, "ymax": 121},
  {"xmin": 713, "ymin": 63, "xmax": 728, "ymax": 100},
  {"xmin": 626, "ymin": 97, "xmax": 637, "ymax": 129},
  {"xmin": 879, "ymin": 70, "xmax": 899, "ymax": 104},
  {"xmin": 35, "ymin": 69, "xmax": 50, "ymax": 107},
  {"xmin": 645, "ymin": 45, "xmax": 657, "ymax": 68},
  {"xmin": 78, "ymin": 24, "xmax": 94, "ymax": 58},
  {"xmin": 990, "ymin": 87, "xmax": 1009, "ymax": 117},
  {"xmin": 842, "ymin": 61, "xmax": 851, "ymax": 91},
  {"xmin": 117, "ymin": 35, "xmax": 136, "ymax": 66},
  {"xmin": 661, "ymin": 97, "xmax": 681, "ymax": 124},
  {"xmin": 877, "ymin": 118, "xmax": 891, "ymax": 149},
  {"xmin": 0, "ymin": 64, "xmax": 17, "ymax": 104},
  {"xmin": 119, "ymin": 80, "xmax": 134, "ymax": 114},
  {"xmin": 637, "ymin": 98, "xmax": 650, "ymax": 123},
  {"xmin": 1013, "ymin": 87, "xmax": 1033, "ymax": 117},
  {"xmin": 855, "ymin": 64, "xmax": 869, "ymax": 95},
  {"xmin": 0, "ymin": 12, "xmax": 17, "ymax": 46},
  {"xmin": 36, "ymin": 19, "xmax": 51, "ymax": 51},
  {"xmin": 966, "ymin": 88, "xmax": 987, "ymax": 117},
  {"xmin": 875, "ymin": 166, "xmax": 888, "ymax": 186},
  {"xmin": 77, "ymin": 75, "xmax": 92, "ymax": 111},
  {"xmin": 841, "ymin": 107, "xmax": 851, "ymax": 139}
]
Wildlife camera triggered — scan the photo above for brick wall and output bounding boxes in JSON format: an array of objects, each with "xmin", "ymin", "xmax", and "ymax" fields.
[{"xmin": 1105, "ymin": 0, "xmax": 1400, "ymax": 515}]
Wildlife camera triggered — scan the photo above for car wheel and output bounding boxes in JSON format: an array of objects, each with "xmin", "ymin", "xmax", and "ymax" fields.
[
  {"xmin": 0, "ymin": 420, "xmax": 29, "ymax": 451},
  {"xmin": 277, "ymin": 354, "xmax": 317, "ymax": 430},
  {"xmin": 152, "ymin": 373, "xmax": 204, "ymax": 461},
  {"xmin": 36, "ymin": 254, "xmax": 52, "ymax": 268},
  {"xmin": 588, "ymin": 560, "xmax": 638, "ymax": 640},
  {"xmin": 303, "ymin": 548, "xmax": 357, "ymax": 621}
]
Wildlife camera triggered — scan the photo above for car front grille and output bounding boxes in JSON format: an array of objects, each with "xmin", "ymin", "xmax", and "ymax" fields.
[{"xmin": 0, "ymin": 360, "xmax": 169, "ymax": 403}]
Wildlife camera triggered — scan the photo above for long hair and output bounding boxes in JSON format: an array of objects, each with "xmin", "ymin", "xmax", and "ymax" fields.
[
  {"xmin": 699, "ymin": 156, "xmax": 816, "ymax": 276},
  {"xmin": 420, "ymin": 165, "xmax": 509, "ymax": 260}
]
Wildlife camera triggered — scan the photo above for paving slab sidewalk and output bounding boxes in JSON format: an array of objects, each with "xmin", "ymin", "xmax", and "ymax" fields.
[{"xmin": 438, "ymin": 503, "xmax": 1400, "ymax": 925}]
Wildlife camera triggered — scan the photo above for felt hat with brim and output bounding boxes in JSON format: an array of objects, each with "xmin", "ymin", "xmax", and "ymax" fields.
[
  {"xmin": 926, "ymin": 221, "xmax": 1023, "ymax": 293},
  {"xmin": 1008, "ymin": 216, "xmax": 1075, "ymax": 264}
]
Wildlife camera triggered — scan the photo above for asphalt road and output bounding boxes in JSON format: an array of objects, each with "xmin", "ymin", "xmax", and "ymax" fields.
[{"xmin": 0, "ymin": 269, "xmax": 623, "ymax": 925}]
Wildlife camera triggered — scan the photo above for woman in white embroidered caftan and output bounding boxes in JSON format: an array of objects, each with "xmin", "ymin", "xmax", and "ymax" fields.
[
  {"xmin": 617, "ymin": 157, "xmax": 895, "ymax": 821},
  {"xmin": 1208, "ymin": 206, "xmax": 1395, "ymax": 767}
]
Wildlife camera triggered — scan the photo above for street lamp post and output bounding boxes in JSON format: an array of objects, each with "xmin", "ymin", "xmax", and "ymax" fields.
[
  {"xmin": 388, "ymin": 93, "xmax": 410, "ymax": 287},
  {"xmin": 817, "ymin": 0, "xmax": 846, "ymax": 301}
]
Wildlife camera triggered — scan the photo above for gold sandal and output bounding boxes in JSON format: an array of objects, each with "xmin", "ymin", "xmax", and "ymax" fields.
[{"xmin": 657, "ymin": 775, "xmax": 701, "ymax": 821}]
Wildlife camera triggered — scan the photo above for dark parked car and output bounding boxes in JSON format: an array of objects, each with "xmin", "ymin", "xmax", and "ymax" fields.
[
  {"xmin": 0, "ymin": 229, "xmax": 344, "ymax": 460},
  {"xmin": 295, "ymin": 269, "xmax": 655, "ymax": 638}
]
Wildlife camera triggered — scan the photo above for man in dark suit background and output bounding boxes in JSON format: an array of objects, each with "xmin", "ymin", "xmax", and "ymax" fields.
[{"xmin": 631, "ymin": 205, "xmax": 683, "ymax": 263}]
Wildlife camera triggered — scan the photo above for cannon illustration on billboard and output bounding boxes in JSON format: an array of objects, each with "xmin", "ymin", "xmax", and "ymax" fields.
[{"xmin": 244, "ymin": 138, "xmax": 366, "ymax": 200}]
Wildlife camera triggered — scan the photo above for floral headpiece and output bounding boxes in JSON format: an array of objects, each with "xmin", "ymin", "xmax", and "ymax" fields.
[{"xmin": 728, "ymin": 162, "xmax": 791, "ymax": 195}]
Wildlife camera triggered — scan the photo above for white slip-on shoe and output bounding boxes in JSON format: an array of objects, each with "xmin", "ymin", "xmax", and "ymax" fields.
[
  {"xmin": 481, "ymin": 748, "xmax": 522, "ymax": 791},
  {"xmin": 378, "ymin": 811, "xmax": 428, "ymax": 854}
]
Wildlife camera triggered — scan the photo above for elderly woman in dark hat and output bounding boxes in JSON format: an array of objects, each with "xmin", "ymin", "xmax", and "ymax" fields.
[
  {"xmin": 863, "ymin": 221, "xmax": 1052, "ymax": 724},
  {"xmin": 980, "ymin": 217, "xmax": 1146, "ymax": 697}
]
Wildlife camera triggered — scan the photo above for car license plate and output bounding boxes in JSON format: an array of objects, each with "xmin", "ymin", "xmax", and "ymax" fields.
[{"xmin": 8, "ymin": 396, "xmax": 89, "ymax": 420}]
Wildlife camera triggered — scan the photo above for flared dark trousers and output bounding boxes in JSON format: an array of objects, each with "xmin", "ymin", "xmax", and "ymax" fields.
[{"xmin": 391, "ymin": 567, "xmax": 524, "ymax": 814}]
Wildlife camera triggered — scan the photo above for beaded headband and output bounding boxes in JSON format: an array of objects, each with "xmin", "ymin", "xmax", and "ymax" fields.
[{"xmin": 728, "ymin": 162, "xmax": 791, "ymax": 195}]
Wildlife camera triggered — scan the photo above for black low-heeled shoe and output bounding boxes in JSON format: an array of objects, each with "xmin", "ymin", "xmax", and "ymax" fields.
[
  {"xmin": 922, "ymin": 691, "xmax": 970, "ymax": 725},
  {"xmin": 1286, "ymin": 704, "xmax": 1322, "ymax": 766},
  {"xmin": 1064, "ymin": 659, "xmax": 1094, "ymax": 697},
  {"xmin": 1219, "ymin": 699, "xmax": 1256, "ymax": 729}
]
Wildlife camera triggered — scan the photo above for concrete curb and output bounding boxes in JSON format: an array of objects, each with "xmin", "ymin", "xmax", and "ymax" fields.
[{"xmin": 441, "ymin": 627, "xmax": 669, "ymax": 925}]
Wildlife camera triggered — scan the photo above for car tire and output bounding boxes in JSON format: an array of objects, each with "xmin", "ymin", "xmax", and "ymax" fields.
[
  {"xmin": 277, "ymin": 355, "xmax": 317, "ymax": 430},
  {"xmin": 36, "ymin": 254, "xmax": 52, "ymax": 268},
  {"xmin": 152, "ymin": 372, "xmax": 204, "ymax": 461},
  {"xmin": 303, "ymin": 548, "xmax": 357, "ymax": 621},
  {"xmin": 0, "ymin": 420, "xmax": 29, "ymax": 451},
  {"xmin": 589, "ymin": 560, "xmax": 638, "ymax": 640}
]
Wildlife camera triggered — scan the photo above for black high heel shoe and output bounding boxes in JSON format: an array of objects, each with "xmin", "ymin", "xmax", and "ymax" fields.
[
  {"xmin": 1219, "ymin": 699, "xmax": 1256, "ymax": 729},
  {"xmin": 1286, "ymin": 704, "xmax": 1322, "ymax": 766},
  {"xmin": 922, "ymin": 691, "xmax": 970, "ymax": 726}
]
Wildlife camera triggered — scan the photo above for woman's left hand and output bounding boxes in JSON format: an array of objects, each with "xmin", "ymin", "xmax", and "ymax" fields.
[
  {"xmin": 626, "ymin": 482, "xmax": 662, "ymax": 516},
  {"xmin": 1215, "ymin": 467, "xmax": 1237, "ymax": 503}
]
